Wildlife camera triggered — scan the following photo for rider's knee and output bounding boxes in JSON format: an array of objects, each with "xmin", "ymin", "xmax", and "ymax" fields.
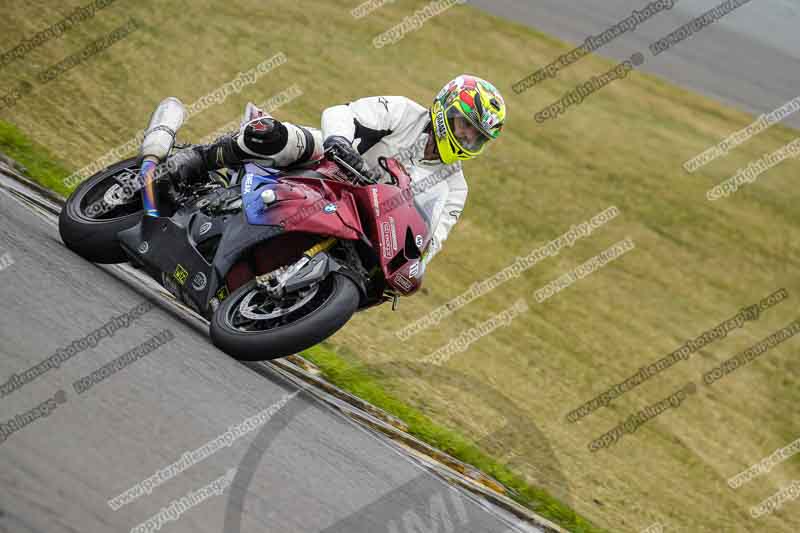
[{"xmin": 237, "ymin": 117, "xmax": 323, "ymax": 167}]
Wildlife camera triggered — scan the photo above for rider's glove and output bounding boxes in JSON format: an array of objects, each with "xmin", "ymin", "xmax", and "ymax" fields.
[{"xmin": 323, "ymin": 135, "xmax": 379, "ymax": 182}]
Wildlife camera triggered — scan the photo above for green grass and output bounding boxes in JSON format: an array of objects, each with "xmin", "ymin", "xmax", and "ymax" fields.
[
  {"xmin": 0, "ymin": 120, "xmax": 71, "ymax": 196},
  {"xmin": 2, "ymin": 1, "xmax": 800, "ymax": 531}
]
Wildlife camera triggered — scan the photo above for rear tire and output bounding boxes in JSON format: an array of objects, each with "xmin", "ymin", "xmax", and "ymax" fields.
[
  {"xmin": 58, "ymin": 157, "xmax": 144, "ymax": 263},
  {"xmin": 210, "ymin": 274, "xmax": 360, "ymax": 361}
]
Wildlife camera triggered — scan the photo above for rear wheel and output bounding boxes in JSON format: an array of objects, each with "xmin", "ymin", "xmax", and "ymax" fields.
[
  {"xmin": 210, "ymin": 273, "xmax": 360, "ymax": 361},
  {"xmin": 58, "ymin": 157, "xmax": 147, "ymax": 263}
]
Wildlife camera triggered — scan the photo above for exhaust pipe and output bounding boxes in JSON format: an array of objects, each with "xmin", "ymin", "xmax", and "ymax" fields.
[
  {"xmin": 140, "ymin": 97, "xmax": 187, "ymax": 217},
  {"xmin": 142, "ymin": 97, "xmax": 186, "ymax": 160}
]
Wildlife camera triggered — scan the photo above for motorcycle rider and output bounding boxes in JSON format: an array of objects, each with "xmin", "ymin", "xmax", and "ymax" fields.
[{"xmin": 169, "ymin": 74, "xmax": 506, "ymax": 271}]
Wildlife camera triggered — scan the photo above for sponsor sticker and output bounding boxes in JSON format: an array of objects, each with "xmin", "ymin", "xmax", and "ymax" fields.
[
  {"xmin": 174, "ymin": 264, "xmax": 189, "ymax": 286},
  {"xmin": 388, "ymin": 217, "xmax": 398, "ymax": 251},
  {"xmin": 216, "ymin": 286, "xmax": 229, "ymax": 301},
  {"xmin": 435, "ymin": 112, "xmax": 447, "ymax": 139},
  {"xmin": 381, "ymin": 222, "xmax": 394, "ymax": 258},
  {"xmin": 191, "ymin": 272, "xmax": 207, "ymax": 291},
  {"xmin": 371, "ymin": 187, "xmax": 380, "ymax": 217},
  {"xmin": 394, "ymin": 273, "xmax": 413, "ymax": 291}
]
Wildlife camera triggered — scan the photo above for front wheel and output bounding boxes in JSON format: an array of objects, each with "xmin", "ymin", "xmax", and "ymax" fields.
[{"xmin": 210, "ymin": 273, "xmax": 361, "ymax": 361}]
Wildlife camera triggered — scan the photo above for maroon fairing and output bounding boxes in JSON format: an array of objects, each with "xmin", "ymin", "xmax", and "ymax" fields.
[{"xmin": 239, "ymin": 158, "xmax": 429, "ymax": 296}]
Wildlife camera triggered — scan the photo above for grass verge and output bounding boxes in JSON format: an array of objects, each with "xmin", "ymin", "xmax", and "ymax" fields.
[{"xmin": 0, "ymin": 120, "xmax": 71, "ymax": 196}]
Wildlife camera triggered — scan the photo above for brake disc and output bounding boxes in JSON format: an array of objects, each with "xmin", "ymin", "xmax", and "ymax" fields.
[{"xmin": 238, "ymin": 284, "xmax": 320, "ymax": 321}]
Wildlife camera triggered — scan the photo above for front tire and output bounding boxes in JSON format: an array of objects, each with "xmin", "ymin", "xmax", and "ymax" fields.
[{"xmin": 210, "ymin": 273, "xmax": 361, "ymax": 361}]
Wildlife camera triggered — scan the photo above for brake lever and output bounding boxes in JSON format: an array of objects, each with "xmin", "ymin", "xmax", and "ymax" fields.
[{"xmin": 327, "ymin": 150, "xmax": 379, "ymax": 185}]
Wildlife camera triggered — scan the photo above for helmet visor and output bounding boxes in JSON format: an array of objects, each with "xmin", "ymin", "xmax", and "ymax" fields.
[{"xmin": 446, "ymin": 106, "xmax": 491, "ymax": 154}]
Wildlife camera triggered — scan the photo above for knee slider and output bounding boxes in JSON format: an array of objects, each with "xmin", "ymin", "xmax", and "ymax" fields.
[{"xmin": 238, "ymin": 117, "xmax": 288, "ymax": 157}]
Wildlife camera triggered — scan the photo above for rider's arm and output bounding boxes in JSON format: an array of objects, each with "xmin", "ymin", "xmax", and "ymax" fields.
[
  {"xmin": 423, "ymin": 169, "xmax": 468, "ymax": 267},
  {"xmin": 321, "ymin": 96, "xmax": 421, "ymax": 153}
]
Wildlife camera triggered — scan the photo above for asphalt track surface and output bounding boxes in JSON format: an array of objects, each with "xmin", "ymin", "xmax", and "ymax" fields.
[
  {"xmin": 470, "ymin": 0, "xmax": 800, "ymax": 128},
  {"xmin": 0, "ymin": 179, "xmax": 537, "ymax": 533}
]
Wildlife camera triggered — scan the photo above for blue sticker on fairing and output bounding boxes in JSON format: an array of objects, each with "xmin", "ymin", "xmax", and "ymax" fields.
[{"xmin": 242, "ymin": 168, "xmax": 280, "ymax": 226}]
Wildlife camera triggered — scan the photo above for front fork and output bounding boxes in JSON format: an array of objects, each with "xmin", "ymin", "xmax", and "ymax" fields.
[{"xmin": 256, "ymin": 237, "xmax": 338, "ymax": 298}]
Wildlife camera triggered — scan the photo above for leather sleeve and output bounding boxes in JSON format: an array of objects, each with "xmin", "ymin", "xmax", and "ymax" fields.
[
  {"xmin": 321, "ymin": 96, "xmax": 416, "ymax": 153},
  {"xmin": 424, "ymin": 168, "xmax": 468, "ymax": 266}
]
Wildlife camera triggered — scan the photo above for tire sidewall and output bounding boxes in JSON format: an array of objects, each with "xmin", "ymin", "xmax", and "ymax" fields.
[
  {"xmin": 210, "ymin": 274, "xmax": 361, "ymax": 361},
  {"xmin": 58, "ymin": 157, "xmax": 143, "ymax": 264}
]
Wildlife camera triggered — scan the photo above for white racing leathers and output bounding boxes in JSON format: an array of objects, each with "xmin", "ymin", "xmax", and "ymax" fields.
[{"xmin": 320, "ymin": 96, "xmax": 468, "ymax": 268}]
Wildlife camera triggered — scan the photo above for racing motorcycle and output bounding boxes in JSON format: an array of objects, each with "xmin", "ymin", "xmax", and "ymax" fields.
[{"xmin": 59, "ymin": 98, "xmax": 430, "ymax": 360}]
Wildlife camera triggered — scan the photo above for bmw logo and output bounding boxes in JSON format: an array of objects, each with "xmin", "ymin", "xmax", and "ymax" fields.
[
  {"xmin": 323, "ymin": 203, "xmax": 337, "ymax": 214},
  {"xmin": 138, "ymin": 241, "xmax": 149, "ymax": 254}
]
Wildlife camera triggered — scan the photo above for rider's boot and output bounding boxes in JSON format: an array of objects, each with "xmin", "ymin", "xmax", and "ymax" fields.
[{"xmin": 162, "ymin": 134, "xmax": 241, "ymax": 186}]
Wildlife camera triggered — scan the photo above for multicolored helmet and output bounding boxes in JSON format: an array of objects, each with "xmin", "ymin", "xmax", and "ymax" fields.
[{"xmin": 430, "ymin": 74, "xmax": 506, "ymax": 165}]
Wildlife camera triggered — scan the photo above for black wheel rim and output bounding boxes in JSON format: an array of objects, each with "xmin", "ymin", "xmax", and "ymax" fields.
[
  {"xmin": 223, "ymin": 277, "xmax": 336, "ymax": 333},
  {"xmin": 75, "ymin": 165, "xmax": 144, "ymax": 222}
]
